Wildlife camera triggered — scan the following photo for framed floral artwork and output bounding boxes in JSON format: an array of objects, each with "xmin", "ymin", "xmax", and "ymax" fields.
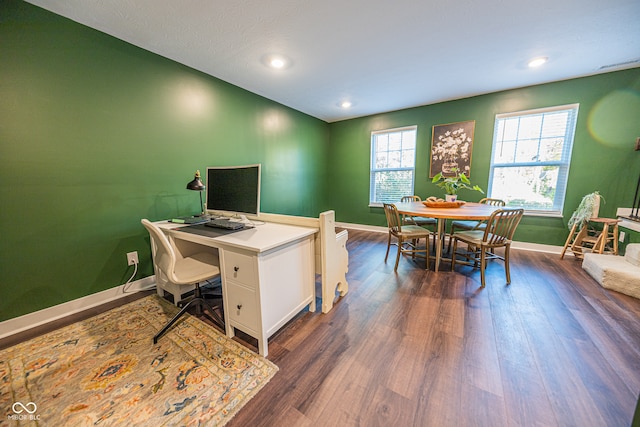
[{"xmin": 430, "ymin": 120, "xmax": 475, "ymax": 178}]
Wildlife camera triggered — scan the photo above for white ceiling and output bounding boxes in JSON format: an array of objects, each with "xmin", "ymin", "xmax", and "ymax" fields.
[{"xmin": 26, "ymin": 0, "xmax": 640, "ymax": 122}]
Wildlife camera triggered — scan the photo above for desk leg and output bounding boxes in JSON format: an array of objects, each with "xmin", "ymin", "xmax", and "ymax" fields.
[
  {"xmin": 258, "ymin": 334, "xmax": 267, "ymax": 357},
  {"xmin": 434, "ymin": 218, "xmax": 445, "ymax": 272},
  {"xmin": 226, "ymin": 323, "xmax": 235, "ymax": 338}
]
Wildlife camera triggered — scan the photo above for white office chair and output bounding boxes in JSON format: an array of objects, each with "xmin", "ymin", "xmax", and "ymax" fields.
[{"xmin": 141, "ymin": 219, "xmax": 224, "ymax": 343}]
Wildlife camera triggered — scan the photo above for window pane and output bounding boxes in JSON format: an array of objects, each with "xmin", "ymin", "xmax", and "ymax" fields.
[
  {"xmin": 489, "ymin": 166, "xmax": 559, "ymax": 210},
  {"xmin": 377, "ymin": 134, "xmax": 389, "ymax": 152},
  {"xmin": 493, "ymin": 140, "xmax": 516, "ymax": 163},
  {"xmin": 514, "ymin": 139, "xmax": 540, "ymax": 162},
  {"xmin": 373, "ymin": 170, "xmax": 414, "ymax": 203},
  {"xmin": 517, "ymin": 115, "xmax": 543, "ymax": 140},
  {"xmin": 375, "ymin": 152, "xmax": 388, "ymax": 168},
  {"xmin": 541, "ymin": 112, "xmax": 569, "ymax": 137},
  {"xmin": 402, "ymin": 130, "xmax": 416, "ymax": 149},
  {"xmin": 401, "ymin": 149, "xmax": 415, "ymax": 168},
  {"xmin": 389, "ymin": 133, "xmax": 402, "ymax": 151},
  {"xmin": 388, "ymin": 150, "xmax": 401, "ymax": 168},
  {"xmin": 502, "ymin": 118, "xmax": 519, "ymax": 140},
  {"xmin": 538, "ymin": 137, "xmax": 563, "ymax": 162}
]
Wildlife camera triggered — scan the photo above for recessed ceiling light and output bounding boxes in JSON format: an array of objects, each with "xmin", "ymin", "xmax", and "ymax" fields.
[
  {"xmin": 261, "ymin": 54, "xmax": 292, "ymax": 70},
  {"xmin": 528, "ymin": 57, "xmax": 548, "ymax": 68},
  {"xmin": 270, "ymin": 58, "xmax": 285, "ymax": 68},
  {"xmin": 340, "ymin": 101, "xmax": 352, "ymax": 109}
]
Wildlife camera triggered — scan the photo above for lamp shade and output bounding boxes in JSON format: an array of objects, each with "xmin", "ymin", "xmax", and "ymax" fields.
[{"xmin": 186, "ymin": 170, "xmax": 205, "ymax": 191}]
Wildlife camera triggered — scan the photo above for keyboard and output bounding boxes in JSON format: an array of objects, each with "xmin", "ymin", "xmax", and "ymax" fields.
[{"xmin": 205, "ymin": 219, "xmax": 246, "ymax": 230}]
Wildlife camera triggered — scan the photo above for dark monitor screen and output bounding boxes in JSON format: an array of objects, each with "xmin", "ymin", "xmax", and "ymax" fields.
[{"xmin": 205, "ymin": 164, "xmax": 261, "ymax": 216}]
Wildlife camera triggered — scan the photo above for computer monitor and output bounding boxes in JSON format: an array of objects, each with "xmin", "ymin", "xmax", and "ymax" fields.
[{"xmin": 205, "ymin": 164, "xmax": 261, "ymax": 217}]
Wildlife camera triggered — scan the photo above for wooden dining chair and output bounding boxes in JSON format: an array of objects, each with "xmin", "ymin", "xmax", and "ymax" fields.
[
  {"xmin": 450, "ymin": 208, "xmax": 524, "ymax": 287},
  {"xmin": 400, "ymin": 195, "xmax": 437, "ymax": 252},
  {"xmin": 447, "ymin": 197, "xmax": 505, "ymax": 253},
  {"xmin": 383, "ymin": 203, "xmax": 431, "ymax": 271},
  {"xmin": 400, "ymin": 195, "xmax": 437, "ymax": 227}
]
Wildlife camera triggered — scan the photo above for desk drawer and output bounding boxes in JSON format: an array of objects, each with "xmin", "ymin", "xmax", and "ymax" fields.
[
  {"xmin": 226, "ymin": 281, "xmax": 259, "ymax": 332},
  {"xmin": 223, "ymin": 251, "xmax": 257, "ymax": 286}
]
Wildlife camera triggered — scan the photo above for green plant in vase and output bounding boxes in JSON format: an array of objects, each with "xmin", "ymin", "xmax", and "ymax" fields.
[
  {"xmin": 432, "ymin": 168, "xmax": 484, "ymax": 202},
  {"xmin": 567, "ymin": 191, "xmax": 602, "ymax": 230}
]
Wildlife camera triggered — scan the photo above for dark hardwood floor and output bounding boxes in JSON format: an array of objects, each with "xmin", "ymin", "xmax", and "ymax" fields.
[
  {"xmin": 228, "ymin": 229, "xmax": 640, "ymax": 427},
  {"xmin": 2, "ymin": 229, "xmax": 639, "ymax": 426}
]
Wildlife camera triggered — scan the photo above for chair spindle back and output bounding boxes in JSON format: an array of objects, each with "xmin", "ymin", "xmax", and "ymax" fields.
[{"xmin": 483, "ymin": 208, "xmax": 524, "ymax": 247}]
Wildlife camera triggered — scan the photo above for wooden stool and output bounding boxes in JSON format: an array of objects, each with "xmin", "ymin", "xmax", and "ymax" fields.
[{"xmin": 561, "ymin": 218, "xmax": 620, "ymax": 259}]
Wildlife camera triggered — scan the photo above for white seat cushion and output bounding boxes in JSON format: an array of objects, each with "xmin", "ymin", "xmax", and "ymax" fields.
[
  {"xmin": 452, "ymin": 230, "xmax": 485, "ymax": 245},
  {"xmin": 174, "ymin": 252, "xmax": 220, "ymax": 284},
  {"xmin": 452, "ymin": 220, "xmax": 484, "ymax": 229},
  {"xmin": 411, "ymin": 216, "xmax": 436, "ymax": 224},
  {"xmin": 625, "ymin": 243, "xmax": 640, "ymax": 267},
  {"xmin": 398, "ymin": 225, "xmax": 432, "ymax": 238},
  {"xmin": 583, "ymin": 252, "xmax": 640, "ymax": 299}
]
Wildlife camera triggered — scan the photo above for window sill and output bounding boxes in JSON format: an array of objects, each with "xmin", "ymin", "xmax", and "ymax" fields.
[{"xmin": 523, "ymin": 210, "xmax": 563, "ymax": 218}]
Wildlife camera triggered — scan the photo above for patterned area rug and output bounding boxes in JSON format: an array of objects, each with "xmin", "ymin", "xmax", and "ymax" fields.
[{"xmin": 0, "ymin": 295, "xmax": 278, "ymax": 426}]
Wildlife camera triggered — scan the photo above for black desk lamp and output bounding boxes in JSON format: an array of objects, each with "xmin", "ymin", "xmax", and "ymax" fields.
[{"xmin": 186, "ymin": 170, "xmax": 205, "ymax": 216}]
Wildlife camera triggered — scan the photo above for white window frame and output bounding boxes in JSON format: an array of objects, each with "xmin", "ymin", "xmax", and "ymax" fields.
[
  {"xmin": 369, "ymin": 125, "xmax": 417, "ymax": 207},
  {"xmin": 488, "ymin": 104, "xmax": 579, "ymax": 216}
]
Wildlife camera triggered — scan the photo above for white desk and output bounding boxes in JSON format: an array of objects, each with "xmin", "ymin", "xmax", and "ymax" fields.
[{"xmin": 155, "ymin": 221, "xmax": 317, "ymax": 356}]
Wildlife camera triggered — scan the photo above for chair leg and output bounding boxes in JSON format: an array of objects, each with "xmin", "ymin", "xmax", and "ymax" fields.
[
  {"xmin": 200, "ymin": 297, "xmax": 225, "ymax": 328},
  {"xmin": 154, "ymin": 298, "xmax": 197, "ymax": 344},
  {"xmin": 432, "ymin": 231, "xmax": 437, "ymax": 255},
  {"xmin": 560, "ymin": 223, "xmax": 578, "ymax": 259},
  {"xmin": 394, "ymin": 237, "xmax": 402, "ymax": 271},
  {"xmin": 505, "ymin": 244, "xmax": 511, "ymax": 285},
  {"xmin": 154, "ymin": 284, "xmax": 224, "ymax": 344},
  {"xmin": 451, "ymin": 238, "xmax": 457, "ymax": 271},
  {"xmin": 480, "ymin": 247, "xmax": 487, "ymax": 288},
  {"xmin": 594, "ymin": 223, "xmax": 609, "ymax": 254},
  {"xmin": 425, "ymin": 239, "xmax": 430, "ymax": 270},
  {"xmin": 385, "ymin": 232, "xmax": 392, "ymax": 262},
  {"xmin": 447, "ymin": 224, "xmax": 456, "ymax": 254},
  {"xmin": 412, "ymin": 238, "xmax": 418, "ymax": 259},
  {"xmin": 468, "ymin": 244, "xmax": 476, "ymax": 266}
]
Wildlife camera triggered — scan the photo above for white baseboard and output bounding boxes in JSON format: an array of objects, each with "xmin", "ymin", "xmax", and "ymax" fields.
[
  {"xmin": 0, "ymin": 276, "xmax": 156, "ymax": 340},
  {"xmin": 336, "ymin": 221, "xmax": 568, "ymax": 255},
  {"xmin": 336, "ymin": 221, "xmax": 388, "ymax": 233},
  {"xmin": 511, "ymin": 241, "xmax": 565, "ymax": 254}
]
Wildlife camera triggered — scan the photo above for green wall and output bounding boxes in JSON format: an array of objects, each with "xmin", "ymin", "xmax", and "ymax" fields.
[
  {"xmin": 2, "ymin": 0, "xmax": 640, "ymax": 323},
  {"xmin": 0, "ymin": 1, "xmax": 329, "ymax": 321},
  {"xmin": 328, "ymin": 68, "xmax": 640, "ymax": 246}
]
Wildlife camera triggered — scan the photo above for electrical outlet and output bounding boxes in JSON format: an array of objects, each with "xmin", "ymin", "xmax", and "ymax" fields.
[
  {"xmin": 127, "ymin": 251, "xmax": 139, "ymax": 266},
  {"xmin": 619, "ymin": 231, "xmax": 625, "ymax": 243}
]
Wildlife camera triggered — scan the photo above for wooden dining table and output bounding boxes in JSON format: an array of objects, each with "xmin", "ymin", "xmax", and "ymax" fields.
[{"xmin": 394, "ymin": 201, "xmax": 502, "ymax": 272}]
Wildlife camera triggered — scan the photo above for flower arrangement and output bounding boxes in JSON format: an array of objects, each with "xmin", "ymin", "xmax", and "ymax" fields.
[
  {"xmin": 432, "ymin": 167, "xmax": 484, "ymax": 197},
  {"xmin": 432, "ymin": 127, "xmax": 472, "ymax": 174}
]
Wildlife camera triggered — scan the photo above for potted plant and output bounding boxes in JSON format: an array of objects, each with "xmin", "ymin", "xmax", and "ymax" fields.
[
  {"xmin": 567, "ymin": 191, "xmax": 602, "ymax": 230},
  {"xmin": 432, "ymin": 167, "xmax": 484, "ymax": 202}
]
